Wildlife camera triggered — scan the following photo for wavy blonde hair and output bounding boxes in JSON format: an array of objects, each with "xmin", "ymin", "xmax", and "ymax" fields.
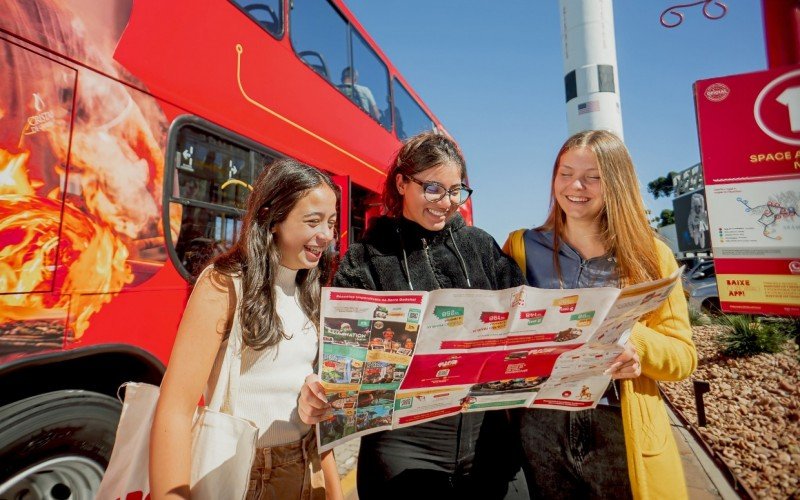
[{"xmin": 540, "ymin": 130, "xmax": 660, "ymax": 286}]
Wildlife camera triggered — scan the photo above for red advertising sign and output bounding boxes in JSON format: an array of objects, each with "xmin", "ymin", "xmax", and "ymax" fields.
[{"xmin": 695, "ymin": 65, "xmax": 800, "ymax": 316}]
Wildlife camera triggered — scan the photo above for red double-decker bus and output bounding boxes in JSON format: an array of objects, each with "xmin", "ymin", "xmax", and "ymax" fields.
[{"xmin": 0, "ymin": 0, "xmax": 471, "ymax": 495}]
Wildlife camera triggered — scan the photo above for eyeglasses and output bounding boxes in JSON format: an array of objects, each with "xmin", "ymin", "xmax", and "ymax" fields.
[{"xmin": 404, "ymin": 175, "xmax": 473, "ymax": 205}]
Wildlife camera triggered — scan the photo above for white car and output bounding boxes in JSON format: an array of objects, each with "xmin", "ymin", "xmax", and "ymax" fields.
[{"xmin": 682, "ymin": 260, "xmax": 719, "ymax": 313}]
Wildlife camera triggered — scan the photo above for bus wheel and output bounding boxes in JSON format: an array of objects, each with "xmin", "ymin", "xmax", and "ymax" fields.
[{"xmin": 0, "ymin": 390, "xmax": 121, "ymax": 499}]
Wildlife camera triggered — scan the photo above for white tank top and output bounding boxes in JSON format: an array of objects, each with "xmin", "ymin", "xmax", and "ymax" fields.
[{"xmin": 205, "ymin": 265, "xmax": 317, "ymax": 447}]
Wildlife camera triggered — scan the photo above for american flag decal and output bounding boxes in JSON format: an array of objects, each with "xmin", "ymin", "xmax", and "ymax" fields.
[{"xmin": 577, "ymin": 100, "xmax": 600, "ymax": 114}]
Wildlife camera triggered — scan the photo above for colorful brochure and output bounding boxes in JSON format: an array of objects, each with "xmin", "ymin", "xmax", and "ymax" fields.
[{"xmin": 316, "ymin": 267, "xmax": 682, "ymax": 452}]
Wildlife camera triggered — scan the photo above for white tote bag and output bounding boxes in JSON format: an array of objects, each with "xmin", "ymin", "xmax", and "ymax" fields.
[{"xmin": 97, "ymin": 275, "xmax": 258, "ymax": 500}]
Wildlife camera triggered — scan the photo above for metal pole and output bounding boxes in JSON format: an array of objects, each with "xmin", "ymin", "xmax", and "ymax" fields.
[{"xmin": 693, "ymin": 379, "xmax": 711, "ymax": 427}]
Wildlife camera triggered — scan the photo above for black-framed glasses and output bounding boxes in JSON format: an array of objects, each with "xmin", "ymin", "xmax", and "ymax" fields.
[{"xmin": 404, "ymin": 175, "xmax": 473, "ymax": 205}]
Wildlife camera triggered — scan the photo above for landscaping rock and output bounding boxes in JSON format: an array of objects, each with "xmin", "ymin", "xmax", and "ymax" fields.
[{"xmin": 661, "ymin": 324, "xmax": 800, "ymax": 499}]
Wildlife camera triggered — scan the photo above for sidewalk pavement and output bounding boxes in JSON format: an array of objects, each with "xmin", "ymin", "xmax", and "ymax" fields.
[
  {"xmin": 667, "ymin": 406, "xmax": 738, "ymax": 499},
  {"xmin": 333, "ymin": 438, "xmax": 359, "ymax": 500}
]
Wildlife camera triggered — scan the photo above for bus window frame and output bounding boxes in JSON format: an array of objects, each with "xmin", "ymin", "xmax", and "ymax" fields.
[
  {"xmin": 391, "ymin": 77, "xmax": 435, "ymax": 140},
  {"xmin": 350, "ymin": 28, "xmax": 392, "ymax": 130},
  {"xmin": 164, "ymin": 115, "xmax": 285, "ymax": 283},
  {"xmin": 228, "ymin": 0, "xmax": 286, "ymax": 40},
  {"xmin": 288, "ymin": 0, "xmax": 349, "ymax": 85},
  {"xmin": 288, "ymin": 0, "xmax": 392, "ymax": 129}
]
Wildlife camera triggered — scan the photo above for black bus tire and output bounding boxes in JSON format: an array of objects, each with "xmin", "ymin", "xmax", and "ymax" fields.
[{"xmin": 0, "ymin": 390, "xmax": 122, "ymax": 499}]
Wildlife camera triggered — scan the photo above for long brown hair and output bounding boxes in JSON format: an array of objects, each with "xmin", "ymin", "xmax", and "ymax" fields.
[
  {"xmin": 540, "ymin": 130, "xmax": 660, "ymax": 286},
  {"xmin": 382, "ymin": 131, "xmax": 467, "ymax": 217},
  {"xmin": 214, "ymin": 158, "xmax": 339, "ymax": 350}
]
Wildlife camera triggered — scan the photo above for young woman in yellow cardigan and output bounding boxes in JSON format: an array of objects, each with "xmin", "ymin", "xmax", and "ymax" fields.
[{"xmin": 503, "ymin": 130, "xmax": 697, "ymax": 500}]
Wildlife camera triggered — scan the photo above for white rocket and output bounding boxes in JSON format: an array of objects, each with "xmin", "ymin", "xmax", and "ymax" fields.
[{"xmin": 559, "ymin": 0, "xmax": 624, "ymax": 139}]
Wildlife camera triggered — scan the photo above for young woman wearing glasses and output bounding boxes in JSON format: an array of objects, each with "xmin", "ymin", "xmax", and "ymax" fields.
[{"xmin": 299, "ymin": 131, "xmax": 528, "ymax": 499}]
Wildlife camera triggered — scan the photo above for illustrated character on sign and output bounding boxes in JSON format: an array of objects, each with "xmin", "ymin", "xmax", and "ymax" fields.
[{"xmin": 687, "ymin": 192, "xmax": 709, "ymax": 248}]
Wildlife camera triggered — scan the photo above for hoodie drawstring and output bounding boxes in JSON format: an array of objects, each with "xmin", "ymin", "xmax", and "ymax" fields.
[
  {"xmin": 396, "ymin": 224, "xmax": 472, "ymax": 290},
  {"xmin": 448, "ymin": 226, "xmax": 472, "ymax": 288},
  {"xmin": 398, "ymin": 227, "xmax": 414, "ymax": 290}
]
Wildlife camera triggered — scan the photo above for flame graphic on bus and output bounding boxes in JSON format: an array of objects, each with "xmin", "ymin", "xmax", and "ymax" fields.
[
  {"xmin": 0, "ymin": 148, "xmax": 134, "ymax": 338},
  {"xmin": 0, "ymin": 0, "xmax": 173, "ymax": 349}
]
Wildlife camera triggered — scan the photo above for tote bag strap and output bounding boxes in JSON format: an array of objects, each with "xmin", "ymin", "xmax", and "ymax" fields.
[
  {"xmin": 219, "ymin": 275, "xmax": 244, "ymax": 415},
  {"xmin": 202, "ymin": 269, "xmax": 245, "ymax": 416}
]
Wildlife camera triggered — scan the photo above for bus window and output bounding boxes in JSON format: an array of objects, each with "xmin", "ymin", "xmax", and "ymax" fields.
[
  {"xmin": 168, "ymin": 123, "xmax": 277, "ymax": 278},
  {"xmin": 351, "ymin": 30, "xmax": 391, "ymax": 129},
  {"xmin": 290, "ymin": 0, "xmax": 349, "ymax": 83},
  {"xmin": 230, "ymin": 0, "xmax": 283, "ymax": 38},
  {"xmin": 392, "ymin": 79, "xmax": 435, "ymax": 140}
]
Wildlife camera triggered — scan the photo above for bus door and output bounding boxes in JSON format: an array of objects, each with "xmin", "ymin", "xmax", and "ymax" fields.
[{"xmin": 330, "ymin": 175, "xmax": 350, "ymax": 257}]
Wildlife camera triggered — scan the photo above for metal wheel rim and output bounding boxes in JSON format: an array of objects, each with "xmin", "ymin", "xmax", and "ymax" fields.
[{"xmin": 0, "ymin": 456, "xmax": 104, "ymax": 500}]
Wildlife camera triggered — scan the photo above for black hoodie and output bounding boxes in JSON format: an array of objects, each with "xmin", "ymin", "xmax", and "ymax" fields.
[
  {"xmin": 334, "ymin": 214, "xmax": 523, "ymax": 292},
  {"xmin": 333, "ymin": 214, "xmax": 527, "ymax": 499}
]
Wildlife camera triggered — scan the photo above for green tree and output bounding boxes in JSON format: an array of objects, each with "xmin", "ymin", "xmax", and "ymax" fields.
[
  {"xmin": 647, "ymin": 172, "xmax": 678, "ymax": 199},
  {"xmin": 658, "ymin": 209, "xmax": 675, "ymax": 227}
]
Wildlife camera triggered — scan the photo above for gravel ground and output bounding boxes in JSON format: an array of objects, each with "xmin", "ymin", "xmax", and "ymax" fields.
[{"xmin": 660, "ymin": 324, "xmax": 800, "ymax": 499}]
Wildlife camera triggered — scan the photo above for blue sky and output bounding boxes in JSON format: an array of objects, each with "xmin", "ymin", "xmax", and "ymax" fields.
[{"xmin": 346, "ymin": 1, "xmax": 767, "ymax": 244}]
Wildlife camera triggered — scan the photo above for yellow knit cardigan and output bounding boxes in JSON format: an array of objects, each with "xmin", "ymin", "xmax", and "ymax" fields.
[{"xmin": 503, "ymin": 229, "xmax": 697, "ymax": 500}]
